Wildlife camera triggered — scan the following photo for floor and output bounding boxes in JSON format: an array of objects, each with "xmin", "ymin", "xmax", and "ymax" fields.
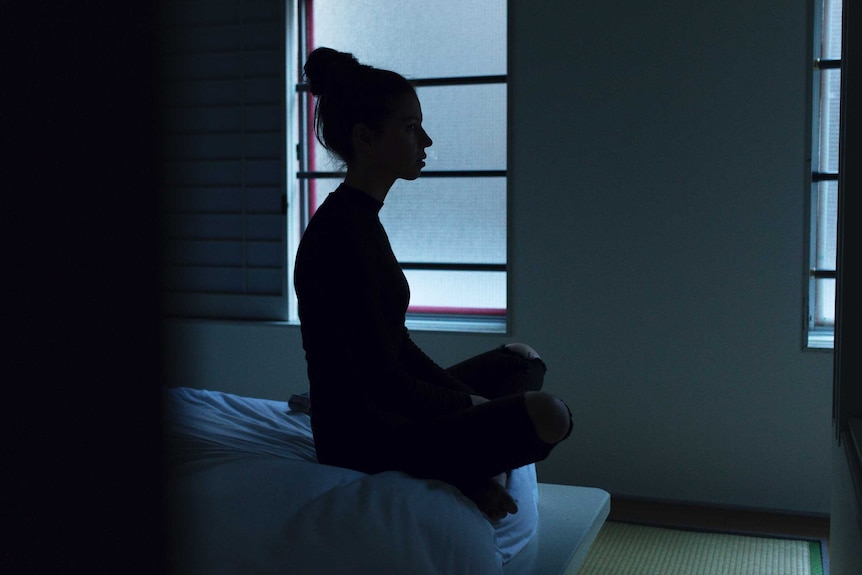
[{"xmin": 607, "ymin": 496, "xmax": 831, "ymax": 548}]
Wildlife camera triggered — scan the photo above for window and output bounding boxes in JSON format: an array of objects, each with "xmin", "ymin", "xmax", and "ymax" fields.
[
  {"xmin": 808, "ymin": 0, "xmax": 843, "ymax": 348},
  {"xmin": 158, "ymin": 0, "xmax": 507, "ymax": 332},
  {"xmin": 291, "ymin": 0, "xmax": 508, "ymax": 332}
]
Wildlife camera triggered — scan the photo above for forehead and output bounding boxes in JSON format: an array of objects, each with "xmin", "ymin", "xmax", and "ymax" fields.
[{"xmin": 389, "ymin": 91, "xmax": 422, "ymax": 120}]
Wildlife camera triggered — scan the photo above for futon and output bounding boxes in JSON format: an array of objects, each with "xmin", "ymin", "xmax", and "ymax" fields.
[{"xmin": 163, "ymin": 386, "xmax": 609, "ymax": 575}]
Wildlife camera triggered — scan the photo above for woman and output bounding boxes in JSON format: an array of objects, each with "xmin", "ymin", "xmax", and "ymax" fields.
[{"xmin": 294, "ymin": 47, "xmax": 572, "ymax": 521}]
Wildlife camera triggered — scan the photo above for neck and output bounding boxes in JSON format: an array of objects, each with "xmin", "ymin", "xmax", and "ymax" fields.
[{"xmin": 343, "ymin": 166, "xmax": 395, "ymax": 203}]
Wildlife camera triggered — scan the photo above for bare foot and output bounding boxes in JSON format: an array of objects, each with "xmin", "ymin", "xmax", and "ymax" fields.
[{"xmin": 464, "ymin": 473, "xmax": 518, "ymax": 522}]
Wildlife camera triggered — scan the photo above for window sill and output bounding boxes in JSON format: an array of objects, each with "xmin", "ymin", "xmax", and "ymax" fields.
[
  {"xmin": 807, "ymin": 330, "xmax": 835, "ymax": 350},
  {"xmin": 405, "ymin": 313, "xmax": 507, "ymax": 334},
  {"xmin": 164, "ymin": 315, "xmax": 507, "ymax": 335}
]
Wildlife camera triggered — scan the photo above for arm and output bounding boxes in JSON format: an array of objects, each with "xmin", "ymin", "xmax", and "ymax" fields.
[
  {"xmin": 397, "ymin": 328, "xmax": 475, "ymax": 395},
  {"xmin": 296, "ymin": 209, "xmax": 472, "ymax": 420}
]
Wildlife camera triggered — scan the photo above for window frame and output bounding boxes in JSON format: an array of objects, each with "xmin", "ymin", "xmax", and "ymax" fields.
[
  {"xmin": 806, "ymin": 0, "xmax": 842, "ymax": 349},
  {"xmin": 290, "ymin": 0, "xmax": 510, "ymax": 333}
]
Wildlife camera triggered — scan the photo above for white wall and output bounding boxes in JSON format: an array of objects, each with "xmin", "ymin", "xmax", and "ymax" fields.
[{"xmin": 162, "ymin": 0, "xmax": 834, "ymax": 514}]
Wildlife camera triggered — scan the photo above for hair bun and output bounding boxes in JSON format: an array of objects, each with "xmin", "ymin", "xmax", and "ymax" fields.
[{"xmin": 304, "ymin": 47, "xmax": 362, "ymax": 96}]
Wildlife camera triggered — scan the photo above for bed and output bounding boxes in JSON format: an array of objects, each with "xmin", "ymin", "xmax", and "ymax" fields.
[{"xmin": 163, "ymin": 386, "xmax": 609, "ymax": 575}]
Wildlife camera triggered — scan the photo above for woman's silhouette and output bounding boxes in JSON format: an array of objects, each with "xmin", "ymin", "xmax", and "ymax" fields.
[{"xmin": 294, "ymin": 47, "xmax": 572, "ymax": 521}]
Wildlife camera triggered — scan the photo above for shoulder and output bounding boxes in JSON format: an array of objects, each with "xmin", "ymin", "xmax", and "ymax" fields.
[
  {"xmin": 302, "ymin": 192, "xmax": 373, "ymax": 247},
  {"xmin": 296, "ymin": 194, "xmax": 378, "ymax": 270}
]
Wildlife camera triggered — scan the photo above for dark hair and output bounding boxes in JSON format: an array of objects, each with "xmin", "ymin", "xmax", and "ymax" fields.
[{"xmin": 304, "ymin": 47, "xmax": 416, "ymax": 165}]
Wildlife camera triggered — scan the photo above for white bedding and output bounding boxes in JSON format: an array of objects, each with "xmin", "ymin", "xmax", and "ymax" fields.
[{"xmin": 163, "ymin": 386, "xmax": 609, "ymax": 575}]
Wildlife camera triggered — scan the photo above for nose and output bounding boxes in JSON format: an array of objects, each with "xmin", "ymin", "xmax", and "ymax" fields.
[{"xmin": 421, "ymin": 127, "xmax": 432, "ymax": 148}]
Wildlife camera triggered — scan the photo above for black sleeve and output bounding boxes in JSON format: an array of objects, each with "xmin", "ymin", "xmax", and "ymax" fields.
[{"xmin": 398, "ymin": 328, "xmax": 475, "ymax": 395}]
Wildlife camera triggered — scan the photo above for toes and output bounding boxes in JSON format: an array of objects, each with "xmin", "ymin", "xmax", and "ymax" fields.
[
  {"xmin": 502, "ymin": 492, "xmax": 518, "ymax": 515},
  {"xmin": 463, "ymin": 478, "xmax": 520, "ymax": 521},
  {"xmin": 486, "ymin": 482, "xmax": 518, "ymax": 520}
]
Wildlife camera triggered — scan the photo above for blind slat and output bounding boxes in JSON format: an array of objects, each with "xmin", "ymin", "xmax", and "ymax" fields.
[
  {"xmin": 160, "ymin": 23, "xmax": 282, "ymax": 53},
  {"xmin": 162, "ymin": 78, "xmax": 283, "ymax": 107},
  {"xmin": 163, "ymin": 214, "xmax": 283, "ymax": 241},
  {"xmin": 161, "ymin": 186, "xmax": 282, "ymax": 213},
  {"xmin": 163, "ymin": 159, "xmax": 283, "ymax": 187},
  {"xmin": 163, "ymin": 133, "xmax": 283, "ymax": 160},
  {"xmin": 161, "ymin": 50, "xmax": 283, "ymax": 81}
]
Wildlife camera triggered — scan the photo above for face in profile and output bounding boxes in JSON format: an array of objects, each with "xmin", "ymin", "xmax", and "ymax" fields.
[{"xmin": 369, "ymin": 92, "xmax": 434, "ymax": 182}]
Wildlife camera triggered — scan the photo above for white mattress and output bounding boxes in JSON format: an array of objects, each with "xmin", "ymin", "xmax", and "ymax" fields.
[
  {"xmin": 504, "ymin": 484, "xmax": 611, "ymax": 575},
  {"xmin": 163, "ymin": 386, "xmax": 609, "ymax": 575}
]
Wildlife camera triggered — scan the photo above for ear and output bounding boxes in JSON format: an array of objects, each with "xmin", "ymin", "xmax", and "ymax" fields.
[{"xmin": 351, "ymin": 123, "xmax": 378, "ymax": 156}]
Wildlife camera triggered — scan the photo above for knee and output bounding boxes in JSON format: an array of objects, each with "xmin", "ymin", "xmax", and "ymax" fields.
[
  {"xmin": 504, "ymin": 343, "xmax": 541, "ymax": 361},
  {"xmin": 524, "ymin": 391, "xmax": 571, "ymax": 444}
]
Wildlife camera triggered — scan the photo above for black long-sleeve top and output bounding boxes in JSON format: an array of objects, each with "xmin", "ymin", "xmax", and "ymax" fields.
[{"xmin": 294, "ymin": 184, "xmax": 473, "ymax": 464}]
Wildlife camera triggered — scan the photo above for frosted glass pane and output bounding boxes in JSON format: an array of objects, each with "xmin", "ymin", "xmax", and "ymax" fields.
[
  {"xmin": 814, "ymin": 278, "xmax": 835, "ymax": 326},
  {"xmin": 305, "ymin": 177, "xmax": 506, "ymax": 265},
  {"xmin": 822, "ymin": 0, "xmax": 843, "ymax": 59},
  {"xmin": 418, "ymin": 85, "xmax": 506, "ymax": 171},
  {"xmin": 815, "ymin": 181, "xmax": 838, "ymax": 270},
  {"xmin": 309, "ymin": 0, "xmax": 506, "ymax": 78},
  {"xmin": 381, "ymin": 178, "xmax": 506, "ymax": 265},
  {"xmin": 404, "ymin": 270, "xmax": 506, "ymax": 312},
  {"xmin": 819, "ymin": 69, "xmax": 841, "ymax": 173},
  {"xmin": 305, "ymin": 84, "xmax": 506, "ymax": 172},
  {"xmin": 306, "ymin": 178, "xmax": 506, "ymax": 265}
]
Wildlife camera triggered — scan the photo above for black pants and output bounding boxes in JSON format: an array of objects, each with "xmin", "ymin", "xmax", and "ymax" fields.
[{"xmin": 374, "ymin": 345, "xmax": 570, "ymax": 490}]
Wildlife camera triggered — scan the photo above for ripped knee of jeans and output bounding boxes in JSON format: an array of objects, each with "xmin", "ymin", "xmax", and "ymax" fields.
[
  {"xmin": 503, "ymin": 343, "xmax": 541, "ymax": 361},
  {"xmin": 506, "ymin": 342, "xmax": 546, "ymax": 367},
  {"xmin": 562, "ymin": 400, "xmax": 574, "ymax": 442}
]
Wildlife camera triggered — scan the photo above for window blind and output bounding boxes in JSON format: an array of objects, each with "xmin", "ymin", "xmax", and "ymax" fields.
[{"xmin": 160, "ymin": 0, "xmax": 287, "ymax": 320}]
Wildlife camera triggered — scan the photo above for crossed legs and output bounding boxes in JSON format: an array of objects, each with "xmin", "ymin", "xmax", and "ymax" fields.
[
  {"xmin": 440, "ymin": 343, "xmax": 573, "ymax": 520},
  {"xmin": 449, "ymin": 342, "xmax": 571, "ymax": 444}
]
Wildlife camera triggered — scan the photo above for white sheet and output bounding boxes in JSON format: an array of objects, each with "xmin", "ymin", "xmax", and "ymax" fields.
[
  {"xmin": 164, "ymin": 385, "xmax": 317, "ymax": 462},
  {"xmin": 163, "ymin": 386, "xmax": 543, "ymax": 574}
]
